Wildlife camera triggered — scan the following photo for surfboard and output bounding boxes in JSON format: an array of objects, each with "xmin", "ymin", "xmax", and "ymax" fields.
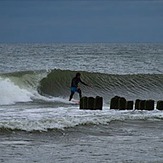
[{"xmin": 71, "ymin": 99, "xmax": 80, "ymax": 105}]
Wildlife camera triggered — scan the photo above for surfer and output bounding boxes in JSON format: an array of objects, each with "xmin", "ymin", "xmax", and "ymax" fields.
[{"xmin": 69, "ymin": 72, "xmax": 89, "ymax": 101}]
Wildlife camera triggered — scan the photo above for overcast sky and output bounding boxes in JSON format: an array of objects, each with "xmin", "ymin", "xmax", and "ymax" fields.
[{"xmin": 0, "ymin": 0, "xmax": 163, "ymax": 43}]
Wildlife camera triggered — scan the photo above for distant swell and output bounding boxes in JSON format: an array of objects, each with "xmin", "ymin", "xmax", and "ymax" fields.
[{"xmin": 39, "ymin": 69, "xmax": 163, "ymax": 101}]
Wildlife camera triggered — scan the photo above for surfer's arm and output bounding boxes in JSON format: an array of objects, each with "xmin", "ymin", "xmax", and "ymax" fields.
[{"xmin": 80, "ymin": 79, "xmax": 89, "ymax": 86}]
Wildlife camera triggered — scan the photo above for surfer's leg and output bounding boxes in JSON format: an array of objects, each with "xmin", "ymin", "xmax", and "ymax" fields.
[
  {"xmin": 69, "ymin": 92, "xmax": 74, "ymax": 101},
  {"xmin": 69, "ymin": 87, "xmax": 76, "ymax": 101},
  {"xmin": 78, "ymin": 89, "xmax": 82, "ymax": 99}
]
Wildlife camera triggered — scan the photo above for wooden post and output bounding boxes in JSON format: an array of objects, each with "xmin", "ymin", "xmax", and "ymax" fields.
[
  {"xmin": 94, "ymin": 96, "xmax": 103, "ymax": 110},
  {"xmin": 118, "ymin": 97, "xmax": 126, "ymax": 110},
  {"xmin": 145, "ymin": 100, "xmax": 155, "ymax": 111},
  {"xmin": 80, "ymin": 96, "xmax": 88, "ymax": 110},
  {"xmin": 135, "ymin": 99, "xmax": 141, "ymax": 110},
  {"xmin": 140, "ymin": 100, "xmax": 146, "ymax": 110},
  {"xmin": 126, "ymin": 101, "xmax": 134, "ymax": 110},
  {"xmin": 87, "ymin": 97, "xmax": 95, "ymax": 110},
  {"xmin": 157, "ymin": 101, "xmax": 163, "ymax": 110},
  {"xmin": 110, "ymin": 96, "xmax": 120, "ymax": 109}
]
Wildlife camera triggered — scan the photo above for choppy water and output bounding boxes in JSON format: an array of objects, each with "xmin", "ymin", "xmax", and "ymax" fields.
[{"xmin": 0, "ymin": 43, "xmax": 163, "ymax": 162}]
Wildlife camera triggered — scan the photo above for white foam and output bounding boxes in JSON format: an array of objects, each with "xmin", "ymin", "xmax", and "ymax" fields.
[
  {"xmin": 1, "ymin": 106, "xmax": 163, "ymax": 132},
  {"xmin": 0, "ymin": 76, "xmax": 77, "ymax": 105},
  {"xmin": 32, "ymin": 93, "xmax": 76, "ymax": 104},
  {"xmin": 0, "ymin": 77, "xmax": 33, "ymax": 105}
]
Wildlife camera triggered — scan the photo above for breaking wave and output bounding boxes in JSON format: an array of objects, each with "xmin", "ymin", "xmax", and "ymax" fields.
[
  {"xmin": 0, "ymin": 69, "xmax": 163, "ymax": 105},
  {"xmin": 0, "ymin": 69, "xmax": 163, "ymax": 132},
  {"xmin": 0, "ymin": 70, "xmax": 47, "ymax": 105},
  {"xmin": 39, "ymin": 69, "xmax": 163, "ymax": 101}
]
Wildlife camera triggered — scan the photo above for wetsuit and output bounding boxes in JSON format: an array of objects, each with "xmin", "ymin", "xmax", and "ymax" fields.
[{"xmin": 69, "ymin": 77, "xmax": 88, "ymax": 101}]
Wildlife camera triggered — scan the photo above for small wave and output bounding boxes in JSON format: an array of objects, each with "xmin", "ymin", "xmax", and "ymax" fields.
[{"xmin": 0, "ymin": 108, "xmax": 163, "ymax": 132}]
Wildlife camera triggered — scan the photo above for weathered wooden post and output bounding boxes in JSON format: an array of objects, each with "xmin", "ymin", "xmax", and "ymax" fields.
[
  {"xmin": 157, "ymin": 101, "xmax": 163, "ymax": 110},
  {"xmin": 145, "ymin": 100, "xmax": 155, "ymax": 111},
  {"xmin": 80, "ymin": 96, "xmax": 88, "ymax": 110},
  {"xmin": 118, "ymin": 97, "xmax": 126, "ymax": 110},
  {"xmin": 87, "ymin": 97, "xmax": 95, "ymax": 110},
  {"xmin": 110, "ymin": 96, "xmax": 120, "ymax": 109},
  {"xmin": 94, "ymin": 96, "xmax": 103, "ymax": 110},
  {"xmin": 135, "ymin": 99, "xmax": 141, "ymax": 110},
  {"xmin": 126, "ymin": 101, "xmax": 134, "ymax": 110},
  {"xmin": 140, "ymin": 100, "xmax": 146, "ymax": 110}
]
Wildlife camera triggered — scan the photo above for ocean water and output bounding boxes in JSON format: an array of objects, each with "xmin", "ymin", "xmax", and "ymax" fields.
[{"xmin": 0, "ymin": 43, "xmax": 163, "ymax": 163}]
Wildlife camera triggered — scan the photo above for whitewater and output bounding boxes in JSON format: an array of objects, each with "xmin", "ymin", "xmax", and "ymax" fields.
[{"xmin": 0, "ymin": 43, "xmax": 163, "ymax": 163}]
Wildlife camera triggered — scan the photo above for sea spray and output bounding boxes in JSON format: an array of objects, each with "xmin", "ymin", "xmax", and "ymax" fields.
[{"xmin": 0, "ymin": 77, "xmax": 33, "ymax": 105}]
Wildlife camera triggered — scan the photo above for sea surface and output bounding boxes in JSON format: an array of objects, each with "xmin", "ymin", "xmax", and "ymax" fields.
[{"xmin": 0, "ymin": 43, "xmax": 163, "ymax": 163}]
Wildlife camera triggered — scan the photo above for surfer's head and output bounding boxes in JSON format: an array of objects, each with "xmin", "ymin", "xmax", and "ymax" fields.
[{"xmin": 76, "ymin": 72, "xmax": 81, "ymax": 78}]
